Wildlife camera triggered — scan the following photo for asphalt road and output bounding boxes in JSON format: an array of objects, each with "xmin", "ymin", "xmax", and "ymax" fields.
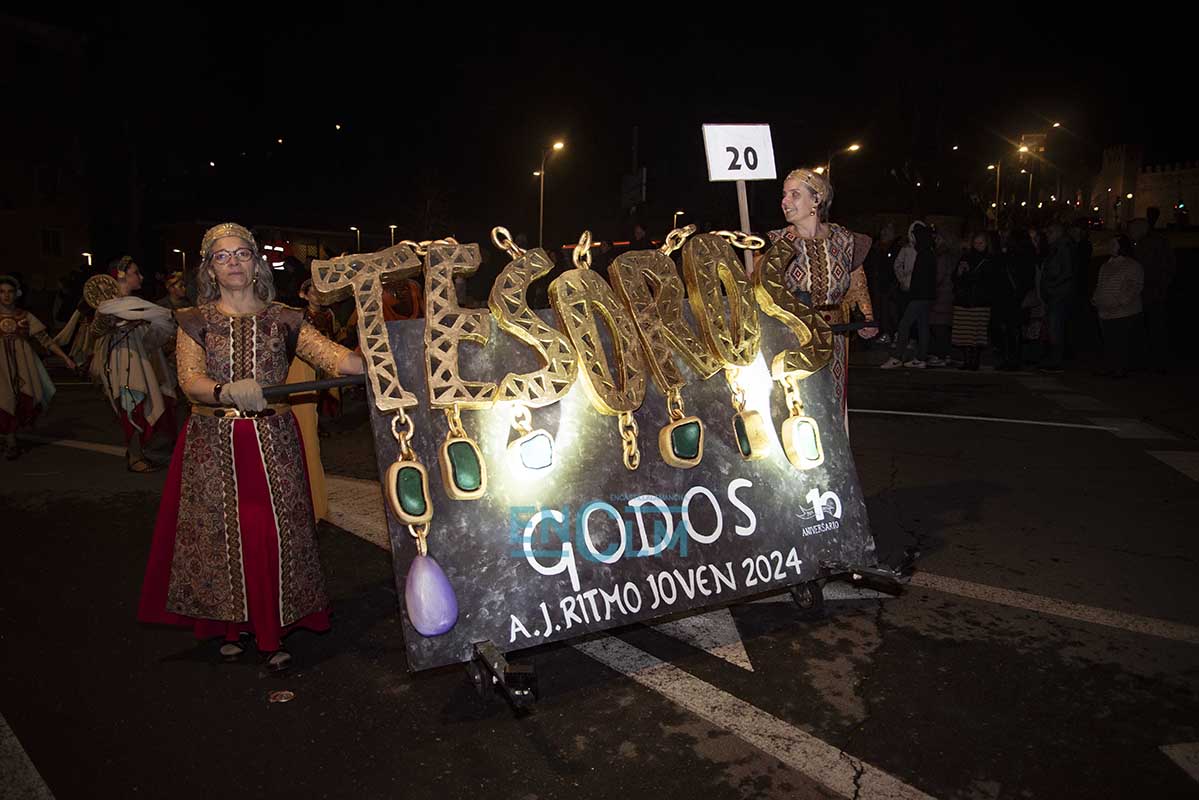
[{"xmin": 2, "ymin": 355, "xmax": 1198, "ymax": 800}]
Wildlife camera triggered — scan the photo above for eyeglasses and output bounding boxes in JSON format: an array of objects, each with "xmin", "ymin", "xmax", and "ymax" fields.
[{"xmin": 211, "ymin": 248, "xmax": 255, "ymax": 266}]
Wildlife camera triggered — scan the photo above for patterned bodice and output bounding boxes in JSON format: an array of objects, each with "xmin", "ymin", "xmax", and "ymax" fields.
[
  {"xmin": 767, "ymin": 224, "xmax": 857, "ymax": 306},
  {"xmin": 176, "ymin": 303, "xmax": 347, "ymax": 389}
]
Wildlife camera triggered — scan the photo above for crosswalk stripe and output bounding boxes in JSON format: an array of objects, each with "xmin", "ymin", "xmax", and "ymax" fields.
[
  {"xmin": 910, "ymin": 572, "xmax": 1199, "ymax": 644},
  {"xmin": 575, "ymin": 636, "xmax": 935, "ymax": 799}
]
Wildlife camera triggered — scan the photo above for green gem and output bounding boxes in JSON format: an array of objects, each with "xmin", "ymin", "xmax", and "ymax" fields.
[
  {"xmin": 447, "ymin": 440, "xmax": 482, "ymax": 492},
  {"xmin": 397, "ymin": 466, "xmax": 427, "ymax": 517},
  {"xmin": 670, "ymin": 420, "xmax": 701, "ymax": 461},
  {"xmin": 734, "ymin": 416, "xmax": 752, "ymax": 457}
]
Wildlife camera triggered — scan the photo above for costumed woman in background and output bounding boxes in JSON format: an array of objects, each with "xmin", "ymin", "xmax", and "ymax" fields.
[
  {"xmin": 0, "ymin": 276, "xmax": 77, "ymax": 459},
  {"xmin": 137, "ymin": 223, "xmax": 364, "ymax": 673},
  {"xmin": 90, "ymin": 256, "xmax": 177, "ymax": 472},
  {"xmin": 765, "ymin": 168, "xmax": 877, "ymax": 429},
  {"xmin": 54, "ymin": 289, "xmax": 100, "ymax": 372}
]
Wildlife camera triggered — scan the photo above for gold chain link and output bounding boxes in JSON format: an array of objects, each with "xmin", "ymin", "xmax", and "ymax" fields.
[
  {"xmin": 713, "ymin": 230, "xmax": 767, "ymax": 250},
  {"xmin": 724, "ymin": 366, "xmax": 747, "ymax": 413},
  {"xmin": 618, "ymin": 411, "xmax": 640, "ymax": 470},
  {"xmin": 572, "ymin": 230, "xmax": 593, "ymax": 270},
  {"xmin": 665, "ymin": 386, "xmax": 686, "ymax": 421},
  {"xmin": 491, "ymin": 226, "xmax": 526, "ymax": 258},
  {"xmin": 511, "ymin": 403, "xmax": 533, "ymax": 436},
  {"xmin": 397, "ymin": 237, "xmax": 459, "ymax": 257},
  {"xmin": 659, "ymin": 224, "xmax": 697, "ymax": 255},
  {"xmin": 407, "ymin": 523, "xmax": 429, "ymax": 557},
  {"xmin": 783, "ymin": 374, "xmax": 805, "ymax": 418},
  {"xmin": 444, "ymin": 404, "xmax": 467, "ymax": 439},
  {"xmin": 390, "ymin": 410, "xmax": 417, "ymax": 462}
]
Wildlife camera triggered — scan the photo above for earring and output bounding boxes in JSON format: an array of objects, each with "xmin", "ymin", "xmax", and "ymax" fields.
[{"xmin": 810, "ymin": 207, "xmax": 816, "ymax": 216}]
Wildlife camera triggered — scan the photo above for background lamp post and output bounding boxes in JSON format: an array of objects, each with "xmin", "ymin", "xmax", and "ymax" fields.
[
  {"xmin": 81, "ymin": 252, "xmax": 92, "ymax": 266},
  {"xmin": 172, "ymin": 249, "xmax": 186, "ymax": 272},
  {"xmin": 537, "ymin": 141, "xmax": 565, "ymax": 249},
  {"xmin": 350, "ymin": 226, "xmax": 360, "ymax": 251},
  {"xmin": 389, "ymin": 225, "xmax": 397, "ymax": 246},
  {"xmin": 672, "ymin": 210, "xmax": 685, "ymax": 229},
  {"xmin": 825, "ymin": 143, "xmax": 861, "ymax": 182}
]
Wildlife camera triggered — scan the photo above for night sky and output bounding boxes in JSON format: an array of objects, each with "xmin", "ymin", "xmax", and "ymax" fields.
[{"xmin": 16, "ymin": 4, "xmax": 1192, "ymax": 251}]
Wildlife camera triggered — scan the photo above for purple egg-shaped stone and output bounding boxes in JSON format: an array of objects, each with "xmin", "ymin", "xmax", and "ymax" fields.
[{"xmin": 405, "ymin": 554, "xmax": 459, "ymax": 636}]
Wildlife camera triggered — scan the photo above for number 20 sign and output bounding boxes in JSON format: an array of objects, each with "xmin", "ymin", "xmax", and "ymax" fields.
[{"xmin": 702, "ymin": 124, "xmax": 778, "ymax": 182}]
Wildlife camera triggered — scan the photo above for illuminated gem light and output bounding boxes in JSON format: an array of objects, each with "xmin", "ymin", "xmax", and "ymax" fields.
[{"xmin": 517, "ymin": 431, "xmax": 554, "ymax": 470}]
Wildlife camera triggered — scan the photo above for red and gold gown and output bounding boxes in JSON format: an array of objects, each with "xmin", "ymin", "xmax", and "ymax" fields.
[{"xmin": 137, "ymin": 302, "xmax": 351, "ymax": 651}]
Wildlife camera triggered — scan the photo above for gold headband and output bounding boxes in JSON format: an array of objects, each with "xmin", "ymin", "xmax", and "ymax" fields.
[
  {"xmin": 201, "ymin": 222, "xmax": 259, "ymax": 259},
  {"xmin": 785, "ymin": 168, "xmax": 833, "ymax": 207}
]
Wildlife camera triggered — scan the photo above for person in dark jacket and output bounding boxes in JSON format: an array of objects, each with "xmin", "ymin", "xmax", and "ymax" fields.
[
  {"xmin": 952, "ymin": 233, "xmax": 993, "ymax": 370},
  {"xmin": 991, "ymin": 230, "xmax": 1033, "ymax": 370},
  {"xmin": 1038, "ymin": 224, "xmax": 1075, "ymax": 371},
  {"xmin": 881, "ymin": 222, "xmax": 936, "ymax": 368},
  {"xmin": 865, "ymin": 223, "xmax": 901, "ymax": 345}
]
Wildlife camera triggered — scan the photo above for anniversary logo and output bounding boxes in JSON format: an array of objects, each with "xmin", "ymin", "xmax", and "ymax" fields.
[{"xmin": 312, "ymin": 225, "xmax": 878, "ymax": 672}]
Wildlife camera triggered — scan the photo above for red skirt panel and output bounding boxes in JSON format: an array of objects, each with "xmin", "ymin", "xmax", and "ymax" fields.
[{"xmin": 137, "ymin": 416, "xmax": 329, "ymax": 652}]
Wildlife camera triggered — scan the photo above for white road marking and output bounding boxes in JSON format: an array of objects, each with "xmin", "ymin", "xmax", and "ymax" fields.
[
  {"xmin": 912, "ymin": 572, "xmax": 1199, "ymax": 645},
  {"xmin": 1148, "ymin": 451, "xmax": 1199, "ymax": 482},
  {"xmin": 0, "ymin": 712, "xmax": 55, "ymax": 799},
  {"xmin": 1161, "ymin": 743, "xmax": 1199, "ymax": 783},
  {"xmin": 575, "ymin": 636, "xmax": 934, "ymax": 800},
  {"xmin": 849, "ymin": 409, "xmax": 1116, "ymax": 431},
  {"xmin": 324, "ymin": 475, "xmax": 389, "ymax": 549},
  {"xmin": 16, "ymin": 434, "xmax": 125, "ymax": 458},
  {"xmin": 1088, "ymin": 418, "xmax": 1177, "ymax": 440},
  {"xmin": 650, "ymin": 608, "xmax": 754, "ymax": 671}
]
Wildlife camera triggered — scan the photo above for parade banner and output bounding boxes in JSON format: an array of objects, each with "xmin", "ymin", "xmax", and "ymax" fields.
[{"xmin": 315, "ymin": 231, "xmax": 876, "ymax": 672}]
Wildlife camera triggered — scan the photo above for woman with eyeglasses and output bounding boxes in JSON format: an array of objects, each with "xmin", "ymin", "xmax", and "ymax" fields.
[{"xmin": 137, "ymin": 223, "xmax": 364, "ymax": 674}]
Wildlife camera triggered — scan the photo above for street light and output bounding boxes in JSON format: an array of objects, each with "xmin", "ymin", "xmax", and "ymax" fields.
[
  {"xmin": 537, "ymin": 140, "xmax": 565, "ymax": 249},
  {"xmin": 672, "ymin": 210, "xmax": 685, "ymax": 229},
  {"xmin": 1020, "ymin": 168, "xmax": 1033, "ymax": 205},
  {"xmin": 350, "ymin": 226, "xmax": 360, "ymax": 251},
  {"xmin": 825, "ymin": 143, "xmax": 861, "ymax": 181},
  {"xmin": 389, "ymin": 224, "xmax": 397, "ymax": 246},
  {"xmin": 81, "ymin": 251, "xmax": 92, "ymax": 266},
  {"xmin": 172, "ymin": 248, "xmax": 186, "ymax": 272}
]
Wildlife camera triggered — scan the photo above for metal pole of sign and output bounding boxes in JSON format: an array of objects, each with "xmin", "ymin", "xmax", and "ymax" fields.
[{"xmin": 736, "ymin": 179, "xmax": 753, "ymax": 275}]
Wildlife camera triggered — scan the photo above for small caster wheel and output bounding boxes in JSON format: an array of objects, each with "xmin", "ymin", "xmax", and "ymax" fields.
[{"xmin": 789, "ymin": 581, "xmax": 825, "ymax": 615}]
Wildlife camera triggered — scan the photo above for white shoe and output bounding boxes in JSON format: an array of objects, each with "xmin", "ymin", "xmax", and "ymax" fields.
[
  {"xmin": 880, "ymin": 357, "xmax": 903, "ymax": 369},
  {"xmin": 904, "ymin": 359, "xmax": 927, "ymax": 369}
]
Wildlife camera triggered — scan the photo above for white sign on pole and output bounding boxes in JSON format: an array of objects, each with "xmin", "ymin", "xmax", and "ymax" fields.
[{"xmin": 702, "ymin": 124, "xmax": 777, "ymax": 182}]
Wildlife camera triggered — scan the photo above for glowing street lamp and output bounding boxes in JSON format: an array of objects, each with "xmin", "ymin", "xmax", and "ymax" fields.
[
  {"xmin": 672, "ymin": 210, "xmax": 685, "ymax": 229},
  {"xmin": 825, "ymin": 143, "xmax": 861, "ymax": 181},
  {"xmin": 350, "ymin": 226, "xmax": 360, "ymax": 251},
  {"xmin": 172, "ymin": 248, "xmax": 187, "ymax": 272},
  {"xmin": 389, "ymin": 224, "xmax": 397, "ymax": 246},
  {"xmin": 81, "ymin": 251, "xmax": 92, "ymax": 266},
  {"xmin": 537, "ymin": 140, "xmax": 566, "ymax": 249}
]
